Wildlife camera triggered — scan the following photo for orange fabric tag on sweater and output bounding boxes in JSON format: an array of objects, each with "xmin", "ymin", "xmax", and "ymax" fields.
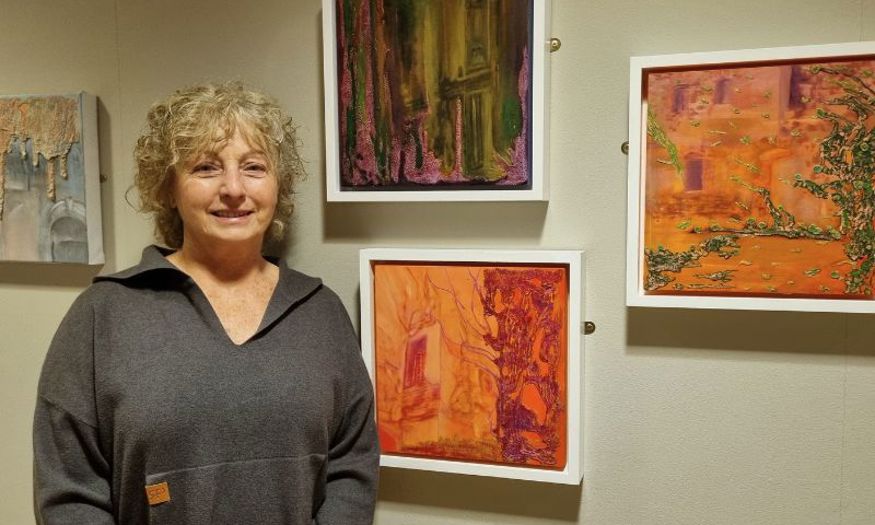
[{"xmin": 145, "ymin": 481, "xmax": 171, "ymax": 505}]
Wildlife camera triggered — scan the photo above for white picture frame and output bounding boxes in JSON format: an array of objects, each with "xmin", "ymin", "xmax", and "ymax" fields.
[
  {"xmin": 323, "ymin": 0, "xmax": 551, "ymax": 202},
  {"xmin": 360, "ymin": 248, "xmax": 583, "ymax": 484},
  {"xmin": 626, "ymin": 41, "xmax": 875, "ymax": 313}
]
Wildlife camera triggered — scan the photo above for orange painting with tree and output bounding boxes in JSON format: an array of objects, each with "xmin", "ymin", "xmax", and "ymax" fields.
[{"xmin": 372, "ymin": 261, "xmax": 568, "ymax": 469}]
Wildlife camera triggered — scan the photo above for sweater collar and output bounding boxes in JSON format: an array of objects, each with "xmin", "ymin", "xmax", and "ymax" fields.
[{"xmin": 94, "ymin": 245, "xmax": 324, "ymax": 319}]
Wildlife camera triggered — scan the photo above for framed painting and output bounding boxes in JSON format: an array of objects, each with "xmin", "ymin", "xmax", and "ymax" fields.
[
  {"xmin": 0, "ymin": 92, "xmax": 103, "ymax": 264},
  {"xmin": 626, "ymin": 42, "xmax": 875, "ymax": 312},
  {"xmin": 323, "ymin": 0, "xmax": 551, "ymax": 202},
  {"xmin": 360, "ymin": 248, "xmax": 583, "ymax": 484}
]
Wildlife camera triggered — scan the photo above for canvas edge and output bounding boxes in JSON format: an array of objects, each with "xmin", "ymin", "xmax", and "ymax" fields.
[
  {"xmin": 625, "ymin": 40, "xmax": 875, "ymax": 313},
  {"xmin": 530, "ymin": 0, "xmax": 551, "ymax": 202},
  {"xmin": 321, "ymin": 0, "xmax": 343, "ymax": 202},
  {"xmin": 325, "ymin": 0, "xmax": 551, "ymax": 203},
  {"xmin": 359, "ymin": 247, "xmax": 584, "ymax": 484},
  {"xmin": 567, "ymin": 250, "xmax": 584, "ymax": 484},
  {"xmin": 81, "ymin": 92, "xmax": 104, "ymax": 265},
  {"xmin": 626, "ymin": 56, "xmax": 646, "ymax": 307}
]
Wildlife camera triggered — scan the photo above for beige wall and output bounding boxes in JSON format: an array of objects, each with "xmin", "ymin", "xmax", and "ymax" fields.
[{"xmin": 2, "ymin": 0, "xmax": 875, "ymax": 523}]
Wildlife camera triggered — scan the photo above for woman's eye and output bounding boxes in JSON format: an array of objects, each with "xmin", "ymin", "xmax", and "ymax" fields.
[
  {"xmin": 244, "ymin": 163, "xmax": 268, "ymax": 175},
  {"xmin": 192, "ymin": 163, "xmax": 219, "ymax": 176}
]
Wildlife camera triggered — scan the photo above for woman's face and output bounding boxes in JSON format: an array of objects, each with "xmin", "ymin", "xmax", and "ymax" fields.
[{"xmin": 172, "ymin": 127, "xmax": 278, "ymax": 252}]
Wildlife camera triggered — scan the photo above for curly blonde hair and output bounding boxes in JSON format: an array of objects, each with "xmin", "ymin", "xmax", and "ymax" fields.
[{"xmin": 133, "ymin": 81, "xmax": 304, "ymax": 249}]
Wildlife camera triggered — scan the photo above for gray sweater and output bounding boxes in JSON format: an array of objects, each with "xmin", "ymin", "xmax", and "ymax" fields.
[{"xmin": 33, "ymin": 245, "xmax": 379, "ymax": 524}]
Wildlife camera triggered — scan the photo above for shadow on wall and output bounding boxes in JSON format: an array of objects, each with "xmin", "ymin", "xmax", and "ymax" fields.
[
  {"xmin": 96, "ymin": 97, "xmax": 117, "ymax": 272},
  {"xmin": 323, "ymin": 201, "xmax": 549, "ymax": 242},
  {"xmin": 378, "ymin": 467, "xmax": 582, "ymax": 521},
  {"xmin": 627, "ymin": 307, "xmax": 875, "ymax": 357}
]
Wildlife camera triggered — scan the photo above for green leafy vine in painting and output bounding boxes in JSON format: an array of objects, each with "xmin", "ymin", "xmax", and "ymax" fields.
[
  {"xmin": 645, "ymin": 235, "xmax": 740, "ymax": 291},
  {"xmin": 704, "ymin": 175, "xmax": 840, "ymax": 241},
  {"xmin": 647, "ymin": 108, "xmax": 684, "ymax": 176},
  {"xmin": 792, "ymin": 65, "xmax": 875, "ymax": 294}
]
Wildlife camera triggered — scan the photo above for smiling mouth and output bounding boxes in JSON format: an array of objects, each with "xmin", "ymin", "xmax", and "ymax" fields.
[{"xmin": 211, "ymin": 210, "xmax": 253, "ymax": 218}]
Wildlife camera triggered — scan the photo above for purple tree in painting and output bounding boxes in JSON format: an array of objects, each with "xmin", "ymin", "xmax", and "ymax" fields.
[
  {"xmin": 421, "ymin": 265, "xmax": 566, "ymax": 466},
  {"xmin": 478, "ymin": 268, "xmax": 565, "ymax": 466}
]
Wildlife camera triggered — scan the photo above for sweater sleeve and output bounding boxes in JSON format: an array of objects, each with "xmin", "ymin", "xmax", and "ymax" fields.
[
  {"xmin": 33, "ymin": 292, "xmax": 114, "ymax": 524},
  {"xmin": 315, "ymin": 298, "xmax": 380, "ymax": 525}
]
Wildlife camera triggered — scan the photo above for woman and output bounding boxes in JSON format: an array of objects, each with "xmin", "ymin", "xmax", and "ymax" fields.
[{"xmin": 33, "ymin": 82, "xmax": 379, "ymax": 524}]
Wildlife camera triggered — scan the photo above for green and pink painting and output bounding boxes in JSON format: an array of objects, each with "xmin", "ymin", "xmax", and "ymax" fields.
[{"xmin": 332, "ymin": 0, "xmax": 535, "ymax": 191}]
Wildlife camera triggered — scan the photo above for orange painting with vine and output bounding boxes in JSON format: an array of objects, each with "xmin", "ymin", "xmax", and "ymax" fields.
[{"xmin": 643, "ymin": 57, "xmax": 875, "ymax": 298}]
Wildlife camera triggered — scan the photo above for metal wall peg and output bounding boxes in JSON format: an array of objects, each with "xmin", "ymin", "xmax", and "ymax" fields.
[
  {"xmin": 100, "ymin": 173, "xmax": 108, "ymax": 183},
  {"xmin": 621, "ymin": 141, "xmax": 629, "ymax": 155},
  {"xmin": 582, "ymin": 321, "xmax": 596, "ymax": 335},
  {"xmin": 549, "ymin": 38, "xmax": 561, "ymax": 53}
]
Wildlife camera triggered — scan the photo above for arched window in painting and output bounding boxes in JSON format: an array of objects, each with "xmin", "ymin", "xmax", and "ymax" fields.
[
  {"xmin": 672, "ymin": 84, "xmax": 689, "ymax": 114},
  {"xmin": 788, "ymin": 65, "xmax": 806, "ymax": 110},
  {"xmin": 43, "ymin": 197, "xmax": 88, "ymax": 263},
  {"xmin": 403, "ymin": 335, "xmax": 427, "ymax": 388},
  {"xmin": 714, "ymin": 78, "xmax": 730, "ymax": 104},
  {"xmin": 51, "ymin": 216, "xmax": 87, "ymax": 262},
  {"xmin": 684, "ymin": 156, "xmax": 704, "ymax": 191}
]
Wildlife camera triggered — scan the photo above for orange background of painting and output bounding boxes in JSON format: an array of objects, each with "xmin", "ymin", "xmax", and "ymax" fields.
[{"xmin": 372, "ymin": 262, "xmax": 568, "ymax": 469}]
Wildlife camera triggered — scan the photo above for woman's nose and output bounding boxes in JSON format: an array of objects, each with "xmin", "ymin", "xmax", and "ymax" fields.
[{"xmin": 220, "ymin": 167, "xmax": 245, "ymax": 198}]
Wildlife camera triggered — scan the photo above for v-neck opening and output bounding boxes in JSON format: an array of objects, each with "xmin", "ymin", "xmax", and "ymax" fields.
[
  {"xmin": 184, "ymin": 276, "xmax": 280, "ymax": 349},
  {"xmin": 168, "ymin": 264, "xmax": 279, "ymax": 349}
]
